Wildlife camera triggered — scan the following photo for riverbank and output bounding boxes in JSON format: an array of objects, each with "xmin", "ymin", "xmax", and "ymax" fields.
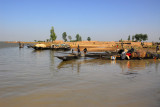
[{"xmin": 5, "ymin": 40, "xmax": 159, "ymax": 53}]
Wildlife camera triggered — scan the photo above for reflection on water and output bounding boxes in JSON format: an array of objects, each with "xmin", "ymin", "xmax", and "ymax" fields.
[
  {"xmin": 0, "ymin": 44, "xmax": 160, "ymax": 107},
  {"xmin": 57, "ymin": 58, "xmax": 160, "ymax": 75}
]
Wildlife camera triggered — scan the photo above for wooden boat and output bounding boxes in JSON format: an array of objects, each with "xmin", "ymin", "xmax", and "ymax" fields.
[
  {"xmin": 27, "ymin": 44, "xmax": 34, "ymax": 48},
  {"xmin": 85, "ymin": 51, "xmax": 118, "ymax": 58},
  {"xmin": 27, "ymin": 45, "xmax": 32, "ymax": 48},
  {"xmin": 33, "ymin": 46, "xmax": 51, "ymax": 50},
  {"xmin": 56, "ymin": 55, "xmax": 80, "ymax": 61},
  {"xmin": 102, "ymin": 54, "xmax": 159, "ymax": 60},
  {"xmin": 52, "ymin": 47, "xmax": 71, "ymax": 51},
  {"xmin": 85, "ymin": 51, "xmax": 159, "ymax": 60}
]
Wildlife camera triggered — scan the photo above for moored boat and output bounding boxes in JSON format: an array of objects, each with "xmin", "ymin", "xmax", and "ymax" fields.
[
  {"xmin": 56, "ymin": 54, "xmax": 80, "ymax": 61},
  {"xmin": 85, "ymin": 49, "xmax": 160, "ymax": 60},
  {"xmin": 85, "ymin": 51, "xmax": 118, "ymax": 58}
]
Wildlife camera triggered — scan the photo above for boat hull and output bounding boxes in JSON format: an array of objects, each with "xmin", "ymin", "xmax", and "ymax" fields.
[{"xmin": 57, "ymin": 55, "xmax": 79, "ymax": 61}]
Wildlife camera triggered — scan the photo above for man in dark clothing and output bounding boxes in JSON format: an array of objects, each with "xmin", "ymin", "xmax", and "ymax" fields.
[
  {"xmin": 71, "ymin": 49, "xmax": 74, "ymax": 54},
  {"xmin": 156, "ymin": 45, "xmax": 159, "ymax": 53},
  {"xmin": 121, "ymin": 42, "xmax": 123, "ymax": 49},
  {"xmin": 83, "ymin": 48, "xmax": 87, "ymax": 54},
  {"xmin": 77, "ymin": 48, "xmax": 81, "ymax": 56}
]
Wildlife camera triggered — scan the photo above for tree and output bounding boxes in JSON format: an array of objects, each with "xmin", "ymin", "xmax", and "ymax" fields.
[
  {"xmin": 75, "ymin": 34, "xmax": 82, "ymax": 41},
  {"xmin": 34, "ymin": 40, "xmax": 37, "ymax": 42},
  {"xmin": 87, "ymin": 37, "xmax": 91, "ymax": 41},
  {"xmin": 128, "ymin": 35, "xmax": 130, "ymax": 41},
  {"xmin": 76, "ymin": 34, "xmax": 80, "ymax": 41},
  {"xmin": 68, "ymin": 35, "xmax": 72, "ymax": 42},
  {"xmin": 142, "ymin": 34, "xmax": 148, "ymax": 41},
  {"xmin": 132, "ymin": 36, "xmax": 135, "ymax": 41},
  {"xmin": 79, "ymin": 36, "xmax": 82, "ymax": 41},
  {"xmin": 50, "ymin": 26, "xmax": 57, "ymax": 42},
  {"xmin": 134, "ymin": 34, "xmax": 148, "ymax": 42},
  {"xmin": 134, "ymin": 34, "xmax": 139, "ymax": 41},
  {"xmin": 62, "ymin": 32, "xmax": 67, "ymax": 42}
]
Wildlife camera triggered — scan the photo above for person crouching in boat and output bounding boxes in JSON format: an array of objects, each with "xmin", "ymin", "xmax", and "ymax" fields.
[
  {"xmin": 120, "ymin": 48, "xmax": 134, "ymax": 60},
  {"xmin": 126, "ymin": 47, "xmax": 134, "ymax": 60},
  {"xmin": 120, "ymin": 50, "xmax": 126, "ymax": 60}
]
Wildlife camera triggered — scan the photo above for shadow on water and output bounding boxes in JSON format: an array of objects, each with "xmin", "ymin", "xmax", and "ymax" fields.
[
  {"xmin": 57, "ymin": 58, "xmax": 107, "ymax": 69},
  {"xmin": 56, "ymin": 60, "xmax": 81, "ymax": 74},
  {"xmin": 32, "ymin": 50, "xmax": 45, "ymax": 53},
  {"xmin": 57, "ymin": 58, "xmax": 160, "ymax": 75},
  {"xmin": 49, "ymin": 50, "xmax": 56, "ymax": 73},
  {"xmin": 119, "ymin": 60, "xmax": 159, "ymax": 72},
  {"xmin": 49, "ymin": 50, "xmax": 55, "ymax": 65},
  {"xmin": 30, "ymin": 49, "xmax": 160, "ymax": 76}
]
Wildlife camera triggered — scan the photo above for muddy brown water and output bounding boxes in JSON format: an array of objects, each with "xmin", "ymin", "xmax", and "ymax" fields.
[{"xmin": 0, "ymin": 42, "xmax": 160, "ymax": 107}]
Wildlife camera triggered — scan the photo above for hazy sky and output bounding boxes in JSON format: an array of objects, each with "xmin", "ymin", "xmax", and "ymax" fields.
[{"xmin": 1, "ymin": 0, "xmax": 160, "ymax": 42}]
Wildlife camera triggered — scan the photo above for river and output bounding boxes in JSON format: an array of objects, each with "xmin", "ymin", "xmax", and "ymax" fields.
[{"xmin": 0, "ymin": 42, "xmax": 160, "ymax": 107}]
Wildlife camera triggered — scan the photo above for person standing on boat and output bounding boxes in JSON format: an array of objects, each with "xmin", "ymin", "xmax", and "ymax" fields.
[
  {"xmin": 77, "ymin": 45, "xmax": 81, "ymax": 55},
  {"xmin": 77, "ymin": 48, "xmax": 81, "ymax": 56},
  {"xmin": 83, "ymin": 48, "xmax": 87, "ymax": 54},
  {"xmin": 72, "ymin": 49, "xmax": 74, "ymax": 54},
  {"xmin": 121, "ymin": 42, "xmax": 123, "ymax": 49},
  {"xmin": 141, "ymin": 41, "xmax": 144, "ymax": 47},
  {"xmin": 156, "ymin": 45, "xmax": 159, "ymax": 53}
]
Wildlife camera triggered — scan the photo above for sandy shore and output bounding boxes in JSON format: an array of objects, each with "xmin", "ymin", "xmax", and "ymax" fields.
[{"xmin": 6, "ymin": 40, "xmax": 159, "ymax": 53}]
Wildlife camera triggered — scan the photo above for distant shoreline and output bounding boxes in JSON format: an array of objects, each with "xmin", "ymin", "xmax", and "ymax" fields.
[{"xmin": 4, "ymin": 40, "xmax": 159, "ymax": 52}]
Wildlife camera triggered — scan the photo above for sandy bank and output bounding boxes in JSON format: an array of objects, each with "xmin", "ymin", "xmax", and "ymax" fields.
[{"xmin": 6, "ymin": 40, "xmax": 159, "ymax": 53}]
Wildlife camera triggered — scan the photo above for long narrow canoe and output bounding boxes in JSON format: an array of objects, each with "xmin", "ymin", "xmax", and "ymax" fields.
[
  {"xmin": 56, "ymin": 55, "xmax": 79, "ymax": 61},
  {"xmin": 85, "ymin": 52, "xmax": 118, "ymax": 58}
]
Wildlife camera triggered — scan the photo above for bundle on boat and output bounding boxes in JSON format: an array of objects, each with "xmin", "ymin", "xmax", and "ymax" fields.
[{"xmin": 32, "ymin": 43, "xmax": 71, "ymax": 51}]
